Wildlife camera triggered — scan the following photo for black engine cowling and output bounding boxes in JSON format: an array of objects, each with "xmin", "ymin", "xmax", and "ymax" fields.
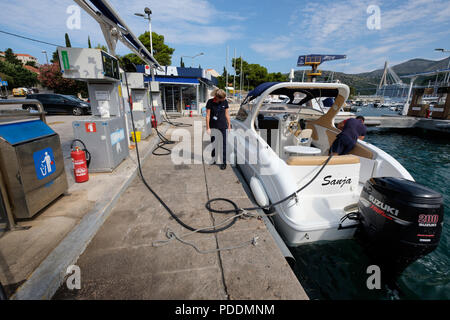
[{"xmin": 357, "ymin": 177, "xmax": 444, "ymax": 281}]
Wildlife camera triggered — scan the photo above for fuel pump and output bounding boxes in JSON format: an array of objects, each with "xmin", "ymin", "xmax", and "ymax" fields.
[
  {"xmin": 148, "ymin": 81, "xmax": 162, "ymax": 125},
  {"xmin": 124, "ymin": 72, "xmax": 153, "ymax": 140},
  {"xmin": 58, "ymin": 47, "xmax": 129, "ymax": 172}
]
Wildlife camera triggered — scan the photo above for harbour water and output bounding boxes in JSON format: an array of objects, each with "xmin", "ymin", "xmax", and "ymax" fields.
[{"xmin": 290, "ymin": 107, "xmax": 449, "ymax": 300}]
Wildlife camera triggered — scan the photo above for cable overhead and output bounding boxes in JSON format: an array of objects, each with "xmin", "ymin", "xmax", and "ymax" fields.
[{"xmin": 0, "ymin": 30, "xmax": 60, "ymax": 47}]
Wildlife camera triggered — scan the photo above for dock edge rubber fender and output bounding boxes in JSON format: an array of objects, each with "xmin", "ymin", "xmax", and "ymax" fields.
[{"xmin": 250, "ymin": 176, "xmax": 270, "ymax": 207}]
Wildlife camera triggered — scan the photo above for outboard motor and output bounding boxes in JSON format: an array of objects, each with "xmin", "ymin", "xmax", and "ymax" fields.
[{"xmin": 357, "ymin": 177, "xmax": 444, "ymax": 282}]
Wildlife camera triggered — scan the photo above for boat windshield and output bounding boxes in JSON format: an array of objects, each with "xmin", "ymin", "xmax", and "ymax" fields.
[
  {"xmin": 259, "ymin": 103, "xmax": 324, "ymax": 116},
  {"xmin": 236, "ymin": 84, "xmax": 340, "ymax": 121}
]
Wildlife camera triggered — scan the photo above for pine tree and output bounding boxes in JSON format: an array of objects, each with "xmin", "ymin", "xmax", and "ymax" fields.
[
  {"xmin": 88, "ymin": 36, "xmax": 92, "ymax": 48},
  {"xmin": 65, "ymin": 33, "xmax": 72, "ymax": 47},
  {"xmin": 51, "ymin": 50, "xmax": 59, "ymax": 64},
  {"xmin": 4, "ymin": 48, "xmax": 21, "ymax": 65}
]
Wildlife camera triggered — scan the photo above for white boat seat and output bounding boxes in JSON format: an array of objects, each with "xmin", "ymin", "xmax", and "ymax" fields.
[
  {"xmin": 284, "ymin": 146, "xmax": 322, "ymax": 156},
  {"xmin": 287, "ymin": 155, "xmax": 360, "ymax": 166}
]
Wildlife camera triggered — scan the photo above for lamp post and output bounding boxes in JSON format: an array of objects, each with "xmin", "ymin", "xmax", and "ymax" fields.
[
  {"xmin": 181, "ymin": 53, "xmax": 204, "ymax": 67},
  {"xmin": 135, "ymin": 7, "xmax": 155, "ymax": 81},
  {"xmin": 435, "ymin": 48, "xmax": 450, "ymax": 84},
  {"xmin": 42, "ymin": 50, "xmax": 48, "ymax": 64}
]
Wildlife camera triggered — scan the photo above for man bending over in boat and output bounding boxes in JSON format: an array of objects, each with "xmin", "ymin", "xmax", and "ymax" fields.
[{"xmin": 330, "ymin": 116, "xmax": 366, "ymax": 156}]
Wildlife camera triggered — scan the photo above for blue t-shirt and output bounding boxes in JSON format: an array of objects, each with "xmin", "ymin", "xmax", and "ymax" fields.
[
  {"xmin": 206, "ymin": 98, "xmax": 229, "ymax": 129},
  {"xmin": 338, "ymin": 118, "xmax": 367, "ymax": 142}
]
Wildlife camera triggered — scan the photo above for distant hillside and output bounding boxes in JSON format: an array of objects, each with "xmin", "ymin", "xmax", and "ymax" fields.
[
  {"xmin": 292, "ymin": 70, "xmax": 380, "ymax": 95},
  {"xmin": 357, "ymin": 57, "xmax": 449, "ymax": 78},
  {"xmin": 290, "ymin": 57, "xmax": 450, "ymax": 95}
]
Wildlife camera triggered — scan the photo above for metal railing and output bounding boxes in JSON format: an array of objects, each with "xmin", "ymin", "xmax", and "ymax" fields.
[{"xmin": 0, "ymin": 99, "xmax": 46, "ymax": 123}]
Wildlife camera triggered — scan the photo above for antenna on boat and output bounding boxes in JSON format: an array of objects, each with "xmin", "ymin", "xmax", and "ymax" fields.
[
  {"xmin": 297, "ymin": 54, "xmax": 346, "ymax": 82},
  {"xmin": 289, "ymin": 69, "xmax": 295, "ymax": 82}
]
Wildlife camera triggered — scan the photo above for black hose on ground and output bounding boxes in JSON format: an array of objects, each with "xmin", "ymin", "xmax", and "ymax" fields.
[
  {"xmin": 148, "ymin": 100, "xmax": 175, "ymax": 156},
  {"xmin": 122, "ymin": 69, "xmax": 239, "ymax": 233},
  {"xmin": 161, "ymin": 108, "xmax": 192, "ymax": 128}
]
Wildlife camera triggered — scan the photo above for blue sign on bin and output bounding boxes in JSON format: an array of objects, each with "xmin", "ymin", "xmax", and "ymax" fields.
[{"xmin": 33, "ymin": 147, "xmax": 56, "ymax": 180}]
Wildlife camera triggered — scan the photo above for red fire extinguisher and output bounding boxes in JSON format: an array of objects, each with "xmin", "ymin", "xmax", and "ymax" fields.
[
  {"xmin": 70, "ymin": 140, "xmax": 91, "ymax": 183},
  {"xmin": 151, "ymin": 114, "xmax": 158, "ymax": 128}
]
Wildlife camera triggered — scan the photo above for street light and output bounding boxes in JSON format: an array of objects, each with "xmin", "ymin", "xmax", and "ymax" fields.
[
  {"xmin": 135, "ymin": 7, "xmax": 153, "ymax": 55},
  {"xmin": 135, "ymin": 7, "xmax": 154, "ymax": 80},
  {"xmin": 42, "ymin": 50, "xmax": 48, "ymax": 64},
  {"xmin": 181, "ymin": 53, "xmax": 204, "ymax": 67},
  {"xmin": 435, "ymin": 48, "xmax": 450, "ymax": 83}
]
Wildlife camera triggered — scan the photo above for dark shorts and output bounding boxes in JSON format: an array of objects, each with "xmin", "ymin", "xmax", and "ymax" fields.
[{"xmin": 330, "ymin": 134, "xmax": 356, "ymax": 155}]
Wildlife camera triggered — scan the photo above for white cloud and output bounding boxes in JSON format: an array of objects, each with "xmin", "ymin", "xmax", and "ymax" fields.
[
  {"xmin": 250, "ymin": 36, "xmax": 299, "ymax": 60},
  {"xmin": 291, "ymin": 0, "xmax": 373, "ymax": 42},
  {"xmin": 0, "ymin": 0, "xmax": 107, "ymax": 48},
  {"xmin": 287, "ymin": 0, "xmax": 450, "ymax": 44},
  {"xmin": 110, "ymin": 0, "xmax": 245, "ymax": 46},
  {"xmin": 0, "ymin": 0, "xmax": 244, "ymax": 52},
  {"xmin": 380, "ymin": 0, "xmax": 450, "ymax": 30},
  {"xmin": 254, "ymin": 0, "xmax": 450, "ymax": 72},
  {"xmin": 157, "ymin": 23, "xmax": 240, "ymax": 46}
]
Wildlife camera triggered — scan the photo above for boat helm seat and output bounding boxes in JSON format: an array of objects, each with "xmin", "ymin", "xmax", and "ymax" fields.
[{"xmin": 286, "ymin": 155, "xmax": 360, "ymax": 166}]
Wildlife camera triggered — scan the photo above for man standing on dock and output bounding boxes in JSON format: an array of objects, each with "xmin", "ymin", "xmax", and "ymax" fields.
[{"xmin": 330, "ymin": 116, "xmax": 367, "ymax": 155}]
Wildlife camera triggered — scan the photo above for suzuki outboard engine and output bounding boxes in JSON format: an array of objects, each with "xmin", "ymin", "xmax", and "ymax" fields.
[{"xmin": 357, "ymin": 177, "xmax": 443, "ymax": 281}]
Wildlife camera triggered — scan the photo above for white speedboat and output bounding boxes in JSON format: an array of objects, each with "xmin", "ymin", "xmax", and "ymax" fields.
[{"xmin": 229, "ymin": 82, "xmax": 443, "ymax": 273}]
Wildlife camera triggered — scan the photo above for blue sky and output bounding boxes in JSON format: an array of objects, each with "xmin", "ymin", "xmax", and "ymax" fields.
[{"xmin": 1, "ymin": 0, "xmax": 449, "ymax": 74}]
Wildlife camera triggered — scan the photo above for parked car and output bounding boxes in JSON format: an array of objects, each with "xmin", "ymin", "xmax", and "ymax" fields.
[
  {"xmin": 12, "ymin": 88, "xmax": 27, "ymax": 97},
  {"xmin": 23, "ymin": 94, "xmax": 91, "ymax": 116}
]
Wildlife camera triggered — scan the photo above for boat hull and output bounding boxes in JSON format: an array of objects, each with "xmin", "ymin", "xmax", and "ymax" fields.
[{"xmin": 237, "ymin": 162, "xmax": 359, "ymax": 246}]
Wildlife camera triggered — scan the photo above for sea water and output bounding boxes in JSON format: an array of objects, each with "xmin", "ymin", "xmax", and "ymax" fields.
[{"xmin": 290, "ymin": 108, "xmax": 449, "ymax": 300}]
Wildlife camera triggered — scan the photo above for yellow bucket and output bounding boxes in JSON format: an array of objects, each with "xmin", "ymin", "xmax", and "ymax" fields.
[{"xmin": 131, "ymin": 131, "xmax": 141, "ymax": 142}]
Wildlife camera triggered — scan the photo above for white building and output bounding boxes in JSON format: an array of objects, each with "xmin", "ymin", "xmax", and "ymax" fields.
[{"xmin": 0, "ymin": 52, "xmax": 39, "ymax": 66}]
